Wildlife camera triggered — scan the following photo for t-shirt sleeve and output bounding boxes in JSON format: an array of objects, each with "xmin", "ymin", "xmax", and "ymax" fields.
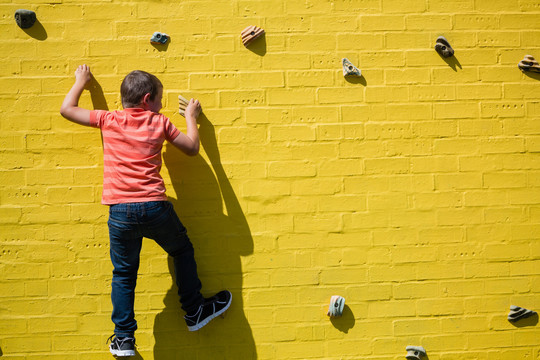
[
  {"xmin": 163, "ymin": 116, "xmax": 181, "ymax": 142},
  {"xmin": 89, "ymin": 110, "xmax": 109, "ymax": 128}
]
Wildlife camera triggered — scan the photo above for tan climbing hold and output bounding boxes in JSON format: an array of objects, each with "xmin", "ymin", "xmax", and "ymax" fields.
[
  {"xmin": 518, "ymin": 55, "xmax": 540, "ymax": 73},
  {"xmin": 241, "ymin": 25, "xmax": 265, "ymax": 47},
  {"xmin": 178, "ymin": 94, "xmax": 189, "ymax": 117}
]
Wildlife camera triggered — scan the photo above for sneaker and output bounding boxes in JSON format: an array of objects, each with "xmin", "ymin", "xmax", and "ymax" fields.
[
  {"xmin": 184, "ymin": 290, "xmax": 232, "ymax": 331},
  {"xmin": 107, "ymin": 335, "xmax": 136, "ymax": 357}
]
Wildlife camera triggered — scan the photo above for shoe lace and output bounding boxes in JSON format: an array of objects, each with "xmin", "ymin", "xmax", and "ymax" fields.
[{"xmin": 106, "ymin": 334, "xmax": 136, "ymax": 347}]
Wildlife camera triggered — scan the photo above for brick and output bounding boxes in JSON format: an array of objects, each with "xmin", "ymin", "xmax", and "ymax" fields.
[
  {"xmin": 264, "ymin": 15, "xmax": 310, "ymax": 33},
  {"xmin": 417, "ymin": 298, "xmax": 464, "ymax": 316},
  {"xmin": 338, "ymin": 34, "xmax": 384, "ymax": 50},
  {"xmin": 360, "ymin": 51, "xmax": 405, "ymax": 67},
  {"xmin": 262, "ymin": 53, "xmax": 311, "ymax": 70},
  {"xmin": 286, "ymin": 71, "xmax": 333, "ymax": 88},
  {"xmin": 288, "ymin": 34, "xmax": 337, "ymax": 52},
  {"xmin": 382, "ymin": 0, "xmax": 426, "ymax": 13},
  {"xmin": 242, "ymin": 180, "xmax": 290, "ymax": 198},
  {"xmin": 293, "ymin": 106, "xmax": 339, "ymax": 123},
  {"xmin": 385, "ymin": 68, "xmax": 430, "ymax": 84},
  {"xmin": 365, "ymin": 86, "xmax": 408, "ymax": 103},
  {"xmin": 484, "ymin": 173, "xmax": 527, "ymax": 188},
  {"xmin": 214, "ymin": 53, "xmax": 262, "ymax": 71},
  {"xmin": 385, "ymin": 32, "xmax": 431, "ymax": 49},
  {"xmin": 368, "ymin": 300, "xmax": 416, "ymax": 317},
  {"xmin": 319, "ymin": 159, "xmax": 363, "ymax": 176},
  {"xmin": 365, "ymin": 158, "xmax": 409, "ymax": 174},
  {"xmin": 500, "ymin": 14, "xmax": 540, "ymax": 29},
  {"xmin": 410, "ymin": 85, "xmax": 456, "ymax": 102},
  {"xmin": 407, "ymin": 15, "xmax": 452, "ymax": 30},
  {"xmin": 433, "ymin": 67, "xmax": 480, "ymax": 84},
  {"xmin": 414, "ymin": 192, "xmax": 463, "ymax": 209},
  {"xmin": 219, "ymin": 90, "xmax": 265, "ymax": 108},
  {"xmin": 433, "ymin": 138, "xmax": 480, "ymax": 155},
  {"xmin": 504, "ymin": 83, "xmax": 540, "ymax": 99},
  {"xmin": 436, "ymin": 173, "xmax": 483, "ymax": 190},
  {"xmin": 269, "ymin": 88, "xmax": 315, "ymax": 105},
  {"xmin": 269, "ymin": 125, "xmax": 316, "ymax": 141},
  {"xmin": 459, "ymin": 120, "xmax": 504, "ymax": 137},
  {"xmin": 268, "ymin": 161, "xmax": 317, "ymax": 178},
  {"xmin": 469, "ymin": 333, "xmax": 514, "ymax": 350},
  {"xmin": 394, "ymin": 318, "xmax": 440, "ymax": 335},
  {"xmin": 318, "ymin": 87, "xmax": 363, "ymax": 104},
  {"xmin": 245, "ymin": 108, "xmax": 289, "ymax": 125},
  {"xmin": 434, "ymin": 103, "xmax": 479, "ymax": 119}
]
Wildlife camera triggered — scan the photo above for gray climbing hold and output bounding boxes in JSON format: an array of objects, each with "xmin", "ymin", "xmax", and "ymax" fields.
[
  {"xmin": 406, "ymin": 346, "xmax": 427, "ymax": 360},
  {"xmin": 342, "ymin": 58, "xmax": 361, "ymax": 77},
  {"xmin": 435, "ymin": 36, "xmax": 454, "ymax": 58},
  {"xmin": 178, "ymin": 94, "xmax": 189, "ymax": 117},
  {"xmin": 327, "ymin": 295, "xmax": 345, "ymax": 318},
  {"xmin": 518, "ymin": 55, "xmax": 540, "ymax": 73},
  {"xmin": 508, "ymin": 305, "xmax": 537, "ymax": 322},
  {"xmin": 15, "ymin": 9, "xmax": 36, "ymax": 29},
  {"xmin": 151, "ymin": 32, "xmax": 169, "ymax": 44}
]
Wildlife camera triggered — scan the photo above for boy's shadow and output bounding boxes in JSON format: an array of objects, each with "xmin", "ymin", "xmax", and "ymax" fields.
[{"xmin": 154, "ymin": 114, "xmax": 256, "ymax": 359}]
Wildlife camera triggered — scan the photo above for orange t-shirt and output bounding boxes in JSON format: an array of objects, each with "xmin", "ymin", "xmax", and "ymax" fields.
[{"xmin": 90, "ymin": 108, "xmax": 180, "ymax": 205}]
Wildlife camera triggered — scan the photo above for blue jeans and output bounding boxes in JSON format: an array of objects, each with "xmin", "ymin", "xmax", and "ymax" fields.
[{"xmin": 108, "ymin": 201, "xmax": 203, "ymax": 337}]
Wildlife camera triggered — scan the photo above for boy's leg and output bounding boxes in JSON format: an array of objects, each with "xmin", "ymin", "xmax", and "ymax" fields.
[
  {"xmin": 108, "ymin": 209, "xmax": 143, "ymax": 337},
  {"xmin": 144, "ymin": 202, "xmax": 204, "ymax": 313}
]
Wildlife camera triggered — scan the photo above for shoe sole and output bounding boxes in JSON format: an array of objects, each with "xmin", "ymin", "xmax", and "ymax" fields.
[
  {"xmin": 110, "ymin": 347, "xmax": 135, "ymax": 357},
  {"xmin": 187, "ymin": 292, "xmax": 232, "ymax": 332}
]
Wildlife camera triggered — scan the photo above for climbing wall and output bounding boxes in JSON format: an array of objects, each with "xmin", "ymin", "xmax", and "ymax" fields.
[{"xmin": 1, "ymin": 0, "xmax": 539, "ymax": 359}]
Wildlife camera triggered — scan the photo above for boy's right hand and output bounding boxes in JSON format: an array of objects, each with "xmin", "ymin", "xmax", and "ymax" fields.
[
  {"xmin": 75, "ymin": 64, "xmax": 92, "ymax": 87},
  {"xmin": 185, "ymin": 99, "xmax": 201, "ymax": 119}
]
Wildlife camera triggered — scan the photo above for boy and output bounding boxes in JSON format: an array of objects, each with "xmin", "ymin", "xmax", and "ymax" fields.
[{"xmin": 60, "ymin": 65, "xmax": 232, "ymax": 357}]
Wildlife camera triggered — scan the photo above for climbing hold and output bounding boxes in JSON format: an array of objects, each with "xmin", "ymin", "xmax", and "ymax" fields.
[
  {"xmin": 15, "ymin": 9, "xmax": 36, "ymax": 29},
  {"xmin": 241, "ymin": 25, "xmax": 265, "ymax": 47},
  {"xmin": 150, "ymin": 32, "xmax": 169, "ymax": 45},
  {"xmin": 342, "ymin": 58, "xmax": 361, "ymax": 77},
  {"xmin": 435, "ymin": 36, "xmax": 454, "ymax": 58},
  {"xmin": 178, "ymin": 94, "xmax": 189, "ymax": 117},
  {"xmin": 406, "ymin": 346, "xmax": 427, "ymax": 360},
  {"xmin": 508, "ymin": 305, "xmax": 537, "ymax": 322},
  {"xmin": 327, "ymin": 295, "xmax": 345, "ymax": 318},
  {"xmin": 518, "ymin": 55, "xmax": 540, "ymax": 73}
]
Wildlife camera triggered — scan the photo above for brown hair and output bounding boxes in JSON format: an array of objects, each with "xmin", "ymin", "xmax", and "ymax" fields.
[{"xmin": 120, "ymin": 70, "xmax": 163, "ymax": 108}]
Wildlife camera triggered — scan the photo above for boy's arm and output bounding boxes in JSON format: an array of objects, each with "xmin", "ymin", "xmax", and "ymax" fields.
[
  {"xmin": 60, "ymin": 64, "xmax": 92, "ymax": 126},
  {"xmin": 171, "ymin": 99, "xmax": 201, "ymax": 156}
]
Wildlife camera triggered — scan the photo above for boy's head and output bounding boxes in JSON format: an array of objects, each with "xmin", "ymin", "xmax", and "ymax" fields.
[{"xmin": 121, "ymin": 70, "xmax": 163, "ymax": 110}]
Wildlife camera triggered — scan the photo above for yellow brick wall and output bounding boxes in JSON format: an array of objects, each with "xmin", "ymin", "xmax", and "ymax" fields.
[{"xmin": 1, "ymin": 0, "xmax": 539, "ymax": 359}]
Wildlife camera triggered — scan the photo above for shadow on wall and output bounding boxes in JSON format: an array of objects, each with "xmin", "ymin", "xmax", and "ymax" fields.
[
  {"xmin": 22, "ymin": 19, "xmax": 47, "ymax": 41},
  {"xmin": 511, "ymin": 312, "xmax": 539, "ymax": 328},
  {"xmin": 154, "ymin": 114, "xmax": 256, "ymax": 359},
  {"xmin": 89, "ymin": 75, "xmax": 109, "ymax": 111},
  {"xmin": 330, "ymin": 305, "xmax": 355, "ymax": 334}
]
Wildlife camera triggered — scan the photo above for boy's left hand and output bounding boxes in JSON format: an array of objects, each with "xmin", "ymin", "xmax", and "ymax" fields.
[{"xmin": 75, "ymin": 64, "xmax": 92, "ymax": 87}]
